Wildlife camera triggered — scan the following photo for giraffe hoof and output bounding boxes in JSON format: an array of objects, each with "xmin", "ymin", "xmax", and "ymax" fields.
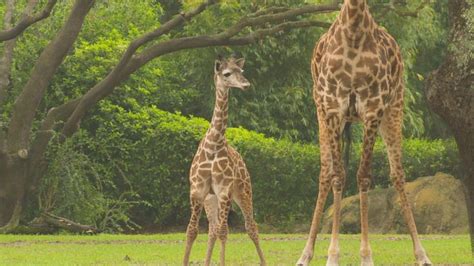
[
  {"xmin": 417, "ymin": 260, "xmax": 432, "ymax": 266},
  {"xmin": 296, "ymin": 253, "xmax": 312, "ymax": 266},
  {"xmin": 326, "ymin": 255, "xmax": 339, "ymax": 266},
  {"xmin": 360, "ymin": 256, "xmax": 374, "ymax": 266},
  {"xmin": 416, "ymin": 252, "xmax": 432, "ymax": 265}
]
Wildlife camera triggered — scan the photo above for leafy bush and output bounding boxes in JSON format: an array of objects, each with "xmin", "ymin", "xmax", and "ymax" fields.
[
  {"xmin": 69, "ymin": 104, "xmax": 459, "ymax": 229},
  {"xmin": 38, "ymin": 132, "xmax": 141, "ymax": 232}
]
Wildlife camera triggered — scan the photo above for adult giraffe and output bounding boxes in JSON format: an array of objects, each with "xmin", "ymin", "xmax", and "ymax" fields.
[{"xmin": 297, "ymin": 1, "xmax": 432, "ymax": 265}]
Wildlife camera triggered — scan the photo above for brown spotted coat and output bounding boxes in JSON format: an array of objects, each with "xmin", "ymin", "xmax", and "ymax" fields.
[
  {"xmin": 183, "ymin": 57, "xmax": 266, "ymax": 266},
  {"xmin": 297, "ymin": 1, "xmax": 432, "ymax": 266}
]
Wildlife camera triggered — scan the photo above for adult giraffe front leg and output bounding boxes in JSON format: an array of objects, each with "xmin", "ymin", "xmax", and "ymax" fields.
[
  {"xmin": 297, "ymin": 106, "xmax": 340, "ymax": 266},
  {"xmin": 324, "ymin": 113, "xmax": 346, "ymax": 266}
]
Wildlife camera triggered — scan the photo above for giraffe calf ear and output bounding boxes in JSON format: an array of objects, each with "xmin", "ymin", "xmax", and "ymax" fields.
[
  {"xmin": 235, "ymin": 58, "xmax": 245, "ymax": 68},
  {"xmin": 215, "ymin": 60, "xmax": 222, "ymax": 73}
]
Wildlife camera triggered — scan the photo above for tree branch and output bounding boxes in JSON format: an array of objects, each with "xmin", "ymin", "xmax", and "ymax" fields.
[
  {"xmin": 0, "ymin": 0, "xmax": 58, "ymax": 42},
  {"xmin": 0, "ymin": 0, "xmax": 15, "ymax": 111},
  {"xmin": 249, "ymin": 6, "xmax": 291, "ymax": 17},
  {"xmin": 0, "ymin": 0, "xmax": 16, "ymax": 150},
  {"xmin": 216, "ymin": 3, "xmax": 338, "ymax": 40},
  {"xmin": 94, "ymin": 0, "xmax": 218, "ymax": 96},
  {"xmin": 39, "ymin": 212, "xmax": 99, "ymax": 233},
  {"xmin": 60, "ymin": 2, "xmax": 339, "ymax": 137},
  {"xmin": 229, "ymin": 20, "xmax": 332, "ymax": 44},
  {"xmin": 373, "ymin": 0, "xmax": 430, "ymax": 18},
  {"xmin": 27, "ymin": 98, "xmax": 81, "ymax": 193},
  {"xmin": 7, "ymin": 0, "xmax": 94, "ymax": 154},
  {"xmin": 61, "ymin": 0, "xmax": 219, "ymax": 136},
  {"xmin": 0, "ymin": 0, "xmax": 39, "ymax": 116},
  {"xmin": 134, "ymin": 19, "xmax": 332, "ymax": 61}
]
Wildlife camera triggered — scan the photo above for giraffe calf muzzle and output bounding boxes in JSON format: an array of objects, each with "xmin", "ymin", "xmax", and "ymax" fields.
[{"xmin": 239, "ymin": 82, "xmax": 251, "ymax": 90}]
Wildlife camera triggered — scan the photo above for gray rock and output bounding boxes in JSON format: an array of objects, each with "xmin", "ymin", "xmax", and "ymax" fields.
[{"xmin": 321, "ymin": 172, "xmax": 469, "ymax": 234}]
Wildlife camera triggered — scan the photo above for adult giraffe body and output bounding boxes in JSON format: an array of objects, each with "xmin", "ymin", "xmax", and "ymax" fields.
[{"xmin": 297, "ymin": 0, "xmax": 432, "ymax": 265}]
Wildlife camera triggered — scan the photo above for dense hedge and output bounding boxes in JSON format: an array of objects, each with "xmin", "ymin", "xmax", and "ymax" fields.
[{"xmin": 70, "ymin": 103, "xmax": 459, "ymax": 229}]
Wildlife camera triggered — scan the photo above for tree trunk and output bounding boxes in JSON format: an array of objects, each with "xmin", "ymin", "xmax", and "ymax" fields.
[
  {"xmin": 425, "ymin": 0, "xmax": 473, "ymax": 253},
  {"xmin": 0, "ymin": 0, "xmax": 94, "ymax": 230},
  {"xmin": 0, "ymin": 154, "xmax": 28, "ymax": 229}
]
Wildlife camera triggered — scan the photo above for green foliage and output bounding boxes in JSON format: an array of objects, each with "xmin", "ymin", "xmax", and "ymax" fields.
[
  {"xmin": 0, "ymin": 0, "xmax": 451, "ymax": 142},
  {"xmin": 227, "ymin": 127, "xmax": 320, "ymax": 225},
  {"xmin": 69, "ymin": 106, "xmax": 459, "ymax": 229},
  {"xmin": 2, "ymin": 0, "xmax": 176, "ymax": 120},
  {"xmin": 449, "ymin": 0, "xmax": 474, "ymax": 70},
  {"xmin": 148, "ymin": 0, "xmax": 450, "ymax": 141},
  {"xmin": 0, "ymin": 0, "xmax": 457, "ymax": 232},
  {"xmin": 38, "ymin": 132, "xmax": 141, "ymax": 232},
  {"xmin": 376, "ymin": 0, "xmax": 449, "ymax": 137},
  {"xmin": 84, "ymin": 103, "xmax": 209, "ymax": 228},
  {"xmin": 344, "ymin": 137, "xmax": 461, "ymax": 195}
]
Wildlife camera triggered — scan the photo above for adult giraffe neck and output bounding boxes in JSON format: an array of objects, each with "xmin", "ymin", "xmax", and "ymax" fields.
[{"xmin": 338, "ymin": 0, "xmax": 374, "ymax": 45}]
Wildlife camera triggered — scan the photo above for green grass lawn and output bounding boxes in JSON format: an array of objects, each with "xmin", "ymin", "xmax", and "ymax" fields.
[{"xmin": 0, "ymin": 233, "xmax": 472, "ymax": 265}]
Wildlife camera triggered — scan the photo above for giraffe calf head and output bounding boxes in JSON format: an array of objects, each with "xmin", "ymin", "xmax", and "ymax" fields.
[{"xmin": 214, "ymin": 56, "xmax": 250, "ymax": 90}]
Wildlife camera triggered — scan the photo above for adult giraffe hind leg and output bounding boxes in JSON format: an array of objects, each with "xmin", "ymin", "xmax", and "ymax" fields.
[
  {"xmin": 356, "ymin": 116, "xmax": 382, "ymax": 266},
  {"xmin": 379, "ymin": 106, "xmax": 432, "ymax": 266}
]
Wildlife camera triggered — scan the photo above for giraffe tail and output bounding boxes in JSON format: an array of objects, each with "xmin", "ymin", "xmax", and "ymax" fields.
[{"xmin": 342, "ymin": 122, "xmax": 352, "ymax": 173}]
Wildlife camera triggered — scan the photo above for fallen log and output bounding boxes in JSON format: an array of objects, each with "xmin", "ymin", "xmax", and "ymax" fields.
[{"xmin": 39, "ymin": 212, "xmax": 99, "ymax": 234}]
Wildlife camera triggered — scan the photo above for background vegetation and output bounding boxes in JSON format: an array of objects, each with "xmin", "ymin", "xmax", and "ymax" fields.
[{"xmin": 0, "ymin": 0, "xmax": 461, "ymax": 232}]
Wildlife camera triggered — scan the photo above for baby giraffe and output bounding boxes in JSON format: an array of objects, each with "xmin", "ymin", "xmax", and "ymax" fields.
[{"xmin": 183, "ymin": 56, "xmax": 266, "ymax": 266}]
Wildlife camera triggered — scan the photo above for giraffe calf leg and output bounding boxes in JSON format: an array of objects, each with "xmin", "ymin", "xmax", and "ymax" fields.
[
  {"xmin": 217, "ymin": 196, "xmax": 232, "ymax": 266},
  {"xmin": 183, "ymin": 197, "xmax": 204, "ymax": 266},
  {"xmin": 204, "ymin": 194, "xmax": 218, "ymax": 266},
  {"xmin": 237, "ymin": 193, "xmax": 266, "ymax": 266}
]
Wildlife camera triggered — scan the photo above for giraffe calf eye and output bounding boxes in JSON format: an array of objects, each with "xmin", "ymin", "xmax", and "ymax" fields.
[{"xmin": 224, "ymin": 72, "xmax": 232, "ymax": 77}]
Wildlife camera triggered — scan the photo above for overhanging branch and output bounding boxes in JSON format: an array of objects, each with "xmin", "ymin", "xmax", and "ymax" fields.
[
  {"xmin": 61, "ymin": 1, "xmax": 339, "ymax": 137},
  {"xmin": 7, "ymin": 0, "xmax": 93, "ymax": 153},
  {"xmin": 28, "ymin": 98, "xmax": 81, "ymax": 192},
  {"xmin": 0, "ymin": 0, "xmax": 16, "ymax": 113},
  {"xmin": 373, "ymin": 0, "xmax": 430, "ymax": 18},
  {"xmin": 110, "ymin": 0, "xmax": 218, "ymax": 78},
  {"xmin": 216, "ymin": 3, "xmax": 338, "ymax": 40},
  {"xmin": 0, "ymin": 0, "xmax": 58, "ymax": 42}
]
